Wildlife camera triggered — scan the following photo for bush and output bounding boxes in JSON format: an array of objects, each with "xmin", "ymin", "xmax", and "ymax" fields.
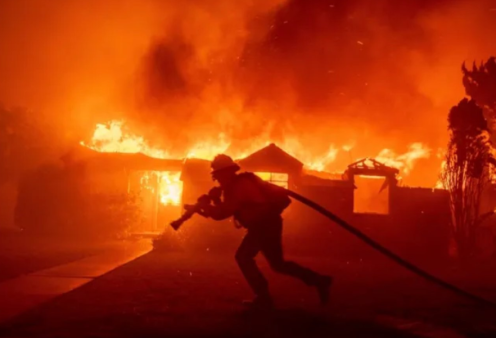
[
  {"xmin": 82, "ymin": 192, "xmax": 142, "ymax": 240},
  {"xmin": 15, "ymin": 161, "xmax": 142, "ymax": 240}
]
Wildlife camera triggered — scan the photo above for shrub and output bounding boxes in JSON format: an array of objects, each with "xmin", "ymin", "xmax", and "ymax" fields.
[{"xmin": 15, "ymin": 161, "xmax": 142, "ymax": 240}]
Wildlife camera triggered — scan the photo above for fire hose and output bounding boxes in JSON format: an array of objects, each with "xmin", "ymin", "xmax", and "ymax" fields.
[{"xmin": 163, "ymin": 189, "xmax": 496, "ymax": 309}]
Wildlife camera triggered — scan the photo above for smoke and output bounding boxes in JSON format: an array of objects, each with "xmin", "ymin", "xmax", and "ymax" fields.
[
  {"xmin": 0, "ymin": 0, "xmax": 165, "ymax": 143},
  {"xmin": 0, "ymin": 0, "xmax": 495, "ymax": 185},
  {"xmin": 130, "ymin": 0, "xmax": 496, "ymax": 185}
]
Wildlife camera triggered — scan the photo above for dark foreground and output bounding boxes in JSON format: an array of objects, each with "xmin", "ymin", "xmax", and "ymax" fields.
[
  {"xmin": 1, "ymin": 249, "xmax": 495, "ymax": 338},
  {"xmin": 0, "ymin": 231, "xmax": 117, "ymax": 283}
]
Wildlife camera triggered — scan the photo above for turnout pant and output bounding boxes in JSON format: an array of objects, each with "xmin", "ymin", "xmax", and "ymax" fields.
[{"xmin": 235, "ymin": 218, "xmax": 323, "ymax": 297}]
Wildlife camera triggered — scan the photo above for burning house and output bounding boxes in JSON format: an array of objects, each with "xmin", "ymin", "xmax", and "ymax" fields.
[
  {"xmin": 38, "ymin": 140, "xmax": 449, "ymax": 261},
  {"xmin": 237, "ymin": 143, "xmax": 303, "ymax": 190},
  {"xmin": 12, "ymin": 117, "xmax": 455, "ymax": 259}
]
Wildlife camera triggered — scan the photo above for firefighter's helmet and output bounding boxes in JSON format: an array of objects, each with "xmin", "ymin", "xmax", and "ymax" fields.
[{"xmin": 211, "ymin": 154, "xmax": 240, "ymax": 175}]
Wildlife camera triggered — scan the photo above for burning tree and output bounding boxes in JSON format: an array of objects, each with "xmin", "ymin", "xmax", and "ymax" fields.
[{"xmin": 441, "ymin": 99, "xmax": 494, "ymax": 257}]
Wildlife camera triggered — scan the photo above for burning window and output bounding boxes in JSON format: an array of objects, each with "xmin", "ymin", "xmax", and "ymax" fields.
[
  {"xmin": 131, "ymin": 171, "xmax": 183, "ymax": 233},
  {"xmin": 255, "ymin": 172, "xmax": 289, "ymax": 189},
  {"xmin": 159, "ymin": 172, "xmax": 183, "ymax": 206},
  {"xmin": 139, "ymin": 171, "xmax": 183, "ymax": 206},
  {"xmin": 353, "ymin": 175, "xmax": 389, "ymax": 215}
]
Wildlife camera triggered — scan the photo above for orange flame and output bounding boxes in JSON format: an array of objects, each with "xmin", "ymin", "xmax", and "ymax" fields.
[
  {"xmin": 80, "ymin": 120, "xmax": 170, "ymax": 159},
  {"xmin": 158, "ymin": 172, "xmax": 183, "ymax": 206},
  {"xmin": 303, "ymin": 146, "xmax": 339, "ymax": 172},
  {"xmin": 139, "ymin": 171, "xmax": 182, "ymax": 206},
  {"xmin": 82, "ymin": 121, "xmax": 436, "ymax": 194},
  {"xmin": 81, "ymin": 121, "xmax": 345, "ymax": 170},
  {"xmin": 186, "ymin": 133, "xmax": 231, "ymax": 159},
  {"xmin": 375, "ymin": 143, "xmax": 431, "ymax": 176}
]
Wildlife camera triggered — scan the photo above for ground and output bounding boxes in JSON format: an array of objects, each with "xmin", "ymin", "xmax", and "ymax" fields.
[
  {"xmin": 0, "ymin": 246, "xmax": 495, "ymax": 338},
  {"xmin": 0, "ymin": 231, "xmax": 117, "ymax": 283}
]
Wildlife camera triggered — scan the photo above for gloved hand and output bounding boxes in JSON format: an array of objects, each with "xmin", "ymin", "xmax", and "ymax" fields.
[
  {"xmin": 197, "ymin": 194, "xmax": 211, "ymax": 206},
  {"xmin": 184, "ymin": 204, "xmax": 197, "ymax": 212},
  {"xmin": 208, "ymin": 187, "xmax": 223, "ymax": 200},
  {"xmin": 195, "ymin": 195, "xmax": 213, "ymax": 217}
]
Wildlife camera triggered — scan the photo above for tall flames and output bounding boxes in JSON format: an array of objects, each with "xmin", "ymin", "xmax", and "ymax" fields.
[
  {"xmin": 82, "ymin": 120, "xmax": 438, "ymax": 205},
  {"xmin": 375, "ymin": 143, "xmax": 431, "ymax": 176},
  {"xmin": 81, "ymin": 121, "xmax": 171, "ymax": 159}
]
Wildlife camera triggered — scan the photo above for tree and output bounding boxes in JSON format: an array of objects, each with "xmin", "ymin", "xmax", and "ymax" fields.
[
  {"xmin": 462, "ymin": 57, "xmax": 496, "ymax": 139},
  {"xmin": 463, "ymin": 57, "xmax": 496, "ymax": 111},
  {"xmin": 441, "ymin": 99, "xmax": 494, "ymax": 257},
  {"xmin": 15, "ymin": 160, "xmax": 140, "ymax": 239},
  {"xmin": 0, "ymin": 105, "xmax": 51, "ymax": 185}
]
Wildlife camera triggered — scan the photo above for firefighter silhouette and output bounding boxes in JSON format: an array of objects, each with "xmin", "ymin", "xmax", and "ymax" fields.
[{"xmin": 189, "ymin": 154, "xmax": 332, "ymax": 308}]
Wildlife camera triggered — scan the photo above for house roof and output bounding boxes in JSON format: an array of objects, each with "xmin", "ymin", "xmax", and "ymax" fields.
[
  {"xmin": 74, "ymin": 146, "xmax": 183, "ymax": 172},
  {"xmin": 237, "ymin": 143, "xmax": 304, "ymax": 173}
]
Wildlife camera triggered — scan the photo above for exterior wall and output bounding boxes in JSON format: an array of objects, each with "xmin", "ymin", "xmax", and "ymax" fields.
[
  {"xmin": 477, "ymin": 184, "xmax": 496, "ymax": 256},
  {"xmin": 282, "ymin": 183, "xmax": 451, "ymax": 261},
  {"xmin": 389, "ymin": 186, "xmax": 450, "ymax": 260},
  {"xmin": 68, "ymin": 150, "xmax": 454, "ymax": 258}
]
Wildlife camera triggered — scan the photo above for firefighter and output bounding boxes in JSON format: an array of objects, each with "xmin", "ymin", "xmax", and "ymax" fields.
[{"xmin": 189, "ymin": 154, "xmax": 332, "ymax": 309}]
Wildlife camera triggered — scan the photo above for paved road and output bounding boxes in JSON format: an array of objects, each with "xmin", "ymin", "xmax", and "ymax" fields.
[
  {"xmin": 0, "ymin": 251, "xmax": 495, "ymax": 337},
  {"xmin": 0, "ymin": 233, "xmax": 120, "ymax": 283}
]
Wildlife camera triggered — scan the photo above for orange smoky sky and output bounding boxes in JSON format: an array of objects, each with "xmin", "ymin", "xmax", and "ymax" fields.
[{"xmin": 0, "ymin": 0, "xmax": 495, "ymax": 186}]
